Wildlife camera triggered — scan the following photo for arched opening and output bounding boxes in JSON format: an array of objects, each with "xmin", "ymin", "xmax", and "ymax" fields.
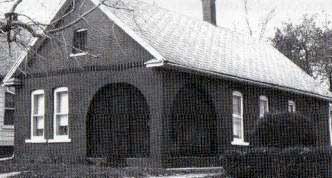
[
  {"xmin": 86, "ymin": 83, "xmax": 150, "ymax": 162},
  {"xmin": 170, "ymin": 84, "xmax": 218, "ymax": 157}
]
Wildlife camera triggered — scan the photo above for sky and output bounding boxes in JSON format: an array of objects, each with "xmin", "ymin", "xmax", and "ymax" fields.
[
  {"xmin": 141, "ymin": 0, "xmax": 332, "ymax": 39},
  {"xmin": 0, "ymin": 0, "xmax": 331, "ymax": 39}
]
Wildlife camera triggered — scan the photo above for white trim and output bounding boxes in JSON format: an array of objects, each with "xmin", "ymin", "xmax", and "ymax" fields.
[
  {"xmin": 231, "ymin": 139, "xmax": 250, "ymax": 146},
  {"xmin": 232, "ymin": 91, "xmax": 246, "ymax": 144},
  {"xmin": 145, "ymin": 59, "xmax": 165, "ymax": 67},
  {"xmin": 0, "ymin": 155, "xmax": 14, "ymax": 162},
  {"xmin": 288, "ymin": 100, "xmax": 296, "ymax": 112},
  {"xmin": 25, "ymin": 139, "xmax": 47, "ymax": 143},
  {"xmin": 259, "ymin": 95, "xmax": 269, "ymax": 118},
  {"xmin": 48, "ymin": 138, "xmax": 71, "ymax": 143},
  {"xmin": 69, "ymin": 52, "xmax": 88, "ymax": 57},
  {"xmin": 232, "ymin": 91, "xmax": 243, "ymax": 98},
  {"xmin": 53, "ymin": 87, "xmax": 70, "ymax": 141},
  {"xmin": 1, "ymin": 125, "xmax": 14, "ymax": 130},
  {"xmin": 76, "ymin": 28, "xmax": 88, "ymax": 32},
  {"xmin": 4, "ymin": 107, "xmax": 15, "ymax": 110},
  {"xmin": 30, "ymin": 89, "xmax": 45, "ymax": 141}
]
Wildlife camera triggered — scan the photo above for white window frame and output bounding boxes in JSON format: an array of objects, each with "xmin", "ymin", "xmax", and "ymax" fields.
[
  {"xmin": 231, "ymin": 91, "xmax": 249, "ymax": 146},
  {"xmin": 329, "ymin": 104, "xmax": 332, "ymax": 146},
  {"xmin": 259, "ymin": 95, "xmax": 269, "ymax": 118},
  {"xmin": 49, "ymin": 87, "xmax": 71, "ymax": 143},
  {"xmin": 288, "ymin": 100, "xmax": 296, "ymax": 112},
  {"xmin": 26, "ymin": 89, "xmax": 46, "ymax": 143}
]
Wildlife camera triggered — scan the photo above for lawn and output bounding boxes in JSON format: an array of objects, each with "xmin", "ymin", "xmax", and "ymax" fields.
[{"xmin": 0, "ymin": 160, "xmax": 226, "ymax": 178}]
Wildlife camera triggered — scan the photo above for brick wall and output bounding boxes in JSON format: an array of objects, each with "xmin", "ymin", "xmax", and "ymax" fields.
[
  {"xmin": 12, "ymin": 0, "xmax": 331, "ymax": 168},
  {"xmin": 160, "ymin": 69, "xmax": 330, "ymax": 167}
]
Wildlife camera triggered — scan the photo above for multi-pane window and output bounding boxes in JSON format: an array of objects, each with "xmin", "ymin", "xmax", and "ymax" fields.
[
  {"xmin": 31, "ymin": 90, "xmax": 45, "ymax": 139},
  {"xmin": 232, "ymin": 91, "xmax": 244, "ymax": 143},
  {"xmin": 54, "ymin": 87, "xmax": 69, "ymax": 139},
  {"xmin": 259, "ymin": 96, "xmax": 269, "ymax": 118},
  {"xmin": 72, "ymin": 29, "xmax": 87, "ymax": 54},
  {"xmin": 288, "ymin": 100, "xmax": 296, "ymax": 112},
  {"xmin": 4, "ymin": 91, "xmax": 15, "ymax": 126}
]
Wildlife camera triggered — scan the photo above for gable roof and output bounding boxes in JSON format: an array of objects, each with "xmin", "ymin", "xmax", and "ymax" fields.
[
  {"xmin": 4, "ymin": 0, "xmax": 332, "ymax": 100},
  {"xmin": 94, "ymin": 0, "xmax": 332, "ymax": 100}
]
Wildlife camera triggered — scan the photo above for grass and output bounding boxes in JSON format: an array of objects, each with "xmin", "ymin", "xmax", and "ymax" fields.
[{"xmin": 0, "ymin": 160, "xmax": 226, "ymax": 178}]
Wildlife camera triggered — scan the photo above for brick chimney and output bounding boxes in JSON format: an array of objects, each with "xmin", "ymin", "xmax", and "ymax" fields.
[
  {"xmin": 201, "ymin": 0, "xmax": 216, "ymax": 25},
  {"xmin": 326, "ymin": 31, "xmax": 332, "ymax": 91}
]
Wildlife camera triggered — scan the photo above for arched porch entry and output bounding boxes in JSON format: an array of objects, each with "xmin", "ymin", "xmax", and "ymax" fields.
[
  {"xmin": 86, "ymin": 83, "xmax": 150, "ymax": 162},
  {"xmin": 170, "ymin": 84, "xmax": 218, "ymax": 157}
]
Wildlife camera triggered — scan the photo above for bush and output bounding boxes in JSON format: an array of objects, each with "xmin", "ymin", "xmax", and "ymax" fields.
[
  {"xmin": 279, "ymin": 147, "xmax": 332, "ymax": 178},
  {"xmin": 222, "ymin": 147, "xmax": 279, "ymax": 178},
  {"xmin": 223, "ymin": 147, "xmax": 332, "ymax": 178},
  {"xmin": 223, "ymin": 113, "xmax": 332, "ymax": 178},
  {"xmin": 250, "ymin": 112, "xmax": 317, "ymax": 147}
]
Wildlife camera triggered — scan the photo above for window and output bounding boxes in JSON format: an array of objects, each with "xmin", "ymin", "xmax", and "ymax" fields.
[
  {"xmin": 4, "ymin": 91, "xmax": 15, "ymax": 126},
  {"xmin": 4, "ymin": 109, "xmax": 14, "ymax": 126},
  {"xmin": 29, "ymin": 90, "xmax": 45, "ymax": 142},
  {"xmin": 52, "ymin": 87, "xmax": 70, "ymax": 142},
  {"xmin": 232, "ymin": 91, "xmax": 249, "ymax": 146},
  {"xmin": 288, "ymin": 100, "xmax": 296, "ymax": 112},
  {"xmin": 72, "ymin": 29, "xmax": 87, "ymax": 54},
  {"xmin": 259, "ymin": 96, "xmax": 269, "ymax": 118}
]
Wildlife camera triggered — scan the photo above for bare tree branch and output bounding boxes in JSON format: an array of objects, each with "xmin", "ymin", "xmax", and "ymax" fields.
[
  {"xmin": 259, "ymin": 8, "xmax": 276, "ymax": 40},
  {"xmin": 47, "ymin": 0, "xmax": 107, "ymax": 33},
  {"xmin": 9, "ymin": 0, "xmax": 22, "ymax": 13},
  {"xmin": 243, "ymin": 0, "xmax": 253, "ymax": 37}
]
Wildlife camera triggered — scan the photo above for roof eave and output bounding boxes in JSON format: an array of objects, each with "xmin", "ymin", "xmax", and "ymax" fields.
[{"xmin": 146, "ymin": 60, "xmax": 332, "ymax": 102}]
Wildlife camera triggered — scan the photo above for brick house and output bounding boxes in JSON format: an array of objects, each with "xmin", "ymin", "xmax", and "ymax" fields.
[{"xmin": 4, "ymin": 0, "xmax": 332, "ymax": 167}]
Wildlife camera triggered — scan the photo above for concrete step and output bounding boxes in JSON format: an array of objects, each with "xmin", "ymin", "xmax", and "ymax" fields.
[{"xmin": 166, "ymin": 167, "xmax": 224, "ymax": 175}]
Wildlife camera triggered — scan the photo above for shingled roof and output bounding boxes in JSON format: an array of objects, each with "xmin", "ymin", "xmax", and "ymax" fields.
[
  {"xmin": 4, "ymin": 0, "xmax": 332, "ymax": 100},
  {"xmin": 95, "ymin": 0, "xmax": 332, "ymax": 99}
]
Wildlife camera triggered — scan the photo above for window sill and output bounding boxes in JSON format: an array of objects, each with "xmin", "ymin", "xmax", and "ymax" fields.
[
  {"xmin": 69, "ymin": 52, "xmax": 87, "ymax": 57},
  {"xmin": 48, "ymin": 138, "xmax": 71, "ymax": 143},
  {"xmin": 25, "ymin": 139, "xmax": 47, "ymax": 143},
  {"xmin": 2, "ymin": 125, "xmax": 14, "ymax": 130},
  {"xmin": 231, "ymin": 140, "xmax": 250, "ymax": 146}
]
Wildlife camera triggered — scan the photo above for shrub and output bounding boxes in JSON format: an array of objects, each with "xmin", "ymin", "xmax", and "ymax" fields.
[
  {"xmin": 250, "ymin": 112, "xmax": 317, "ymax": 147},
  {"xmin": 223, "ymin": 147, "xmax": 332, "ymax": 178},
  {"xmin": 222, "ymin": 147, "xmax": 280, "ymax": 178},
  {"xmin": 223, "ymin": 113, "xmax": 332, "ymax": 178},
  {"xmin": 278, "ymin": 147, "xmax": 332, "ymax": 178}
]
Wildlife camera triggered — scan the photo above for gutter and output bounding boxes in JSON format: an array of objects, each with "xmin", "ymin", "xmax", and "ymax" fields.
[{"xmin": 146, "ymin": 60, "xmax": 332, "ymax": 101}]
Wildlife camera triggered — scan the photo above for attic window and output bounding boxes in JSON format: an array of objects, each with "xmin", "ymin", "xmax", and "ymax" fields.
[{"xmin": 72, "ymin": 29, "xmax": 87, "ymax": 54}]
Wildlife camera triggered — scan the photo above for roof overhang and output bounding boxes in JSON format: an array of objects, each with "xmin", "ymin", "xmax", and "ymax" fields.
[{"xmin": 146, "ymin": 59, "xmax": 332, "ymax": 101}]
